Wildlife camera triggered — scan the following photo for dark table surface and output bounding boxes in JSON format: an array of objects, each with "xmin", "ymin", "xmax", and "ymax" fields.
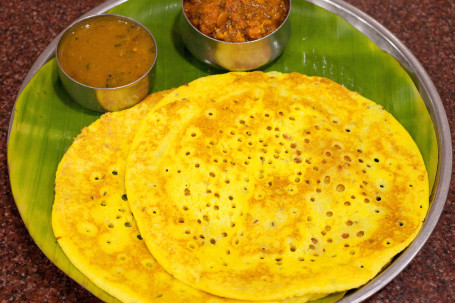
[{"xmin": 1, "ymin": 0, "xmax": 454, "ymax": 302}]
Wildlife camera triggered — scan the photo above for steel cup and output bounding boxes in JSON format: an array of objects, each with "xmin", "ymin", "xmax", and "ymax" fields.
[
  {"xmin": 180, "ymin": 1, "xmax": 291, "ymax": 71},
  {"xmin": 55, "ymin": 14, "xmax": 157, "ymax": 112}
]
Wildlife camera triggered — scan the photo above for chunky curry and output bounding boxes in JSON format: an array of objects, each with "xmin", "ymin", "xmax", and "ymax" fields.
[{"xmin": 183, "ymin": 0, "xmax": 290, "ymax": 42}]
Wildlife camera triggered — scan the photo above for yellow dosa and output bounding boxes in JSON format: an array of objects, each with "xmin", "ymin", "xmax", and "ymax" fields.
[{"xmin": 126, "ymin": 72, "xmax": 429, "ymax": 301}]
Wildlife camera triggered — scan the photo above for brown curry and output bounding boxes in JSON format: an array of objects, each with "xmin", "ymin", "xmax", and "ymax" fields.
[
  {"xmin": 57, "ymin": 15, "xmax": 156, "ymax": 88},
  {"xmin": 183, "ymin": 0, "xmax": 290, "ymax": 43}
]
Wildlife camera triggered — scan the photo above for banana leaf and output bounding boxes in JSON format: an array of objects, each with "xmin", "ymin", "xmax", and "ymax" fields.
[{"xmin": 8, "ymin": 0, "xmax": 437, "ymax": 302}]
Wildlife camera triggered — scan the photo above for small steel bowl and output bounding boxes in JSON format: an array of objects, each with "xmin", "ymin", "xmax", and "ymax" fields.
[
  {"xmin": 55, "ymin": 14, "xmax": 157, "ymax": 112},
  {"xmin": 180, "ymin": 1, "xmax": 291, "ymax": 71}
]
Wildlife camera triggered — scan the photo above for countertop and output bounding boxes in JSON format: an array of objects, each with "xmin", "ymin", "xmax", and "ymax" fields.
[{"xmin": 0, "ymin": 0, "xmax": 453, "ymax": 302}]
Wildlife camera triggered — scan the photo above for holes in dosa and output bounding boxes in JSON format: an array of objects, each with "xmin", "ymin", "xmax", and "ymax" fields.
[{"xmin": 148, "ymin": 100, "xmax": 419, "ymax": 279}]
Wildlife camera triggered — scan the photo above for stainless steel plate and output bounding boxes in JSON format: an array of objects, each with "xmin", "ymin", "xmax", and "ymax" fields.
[{"xmin": 8, "ymin": 0, "xmax": 451, "ymax": 302}]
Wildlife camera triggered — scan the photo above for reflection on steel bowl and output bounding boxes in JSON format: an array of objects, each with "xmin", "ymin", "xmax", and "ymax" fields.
[
  {"xmin": 56, "ymin": 14, "xmax": 157, "ymax": 112},
  {"xmin": 180, "ymin": 0, "xmax": 291, "ymax": 71}
]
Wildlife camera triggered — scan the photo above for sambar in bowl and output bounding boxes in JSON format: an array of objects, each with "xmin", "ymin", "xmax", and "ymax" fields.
[{"xmin": 56, "ymin": 14, "xmax": 157, "ymax": 112}]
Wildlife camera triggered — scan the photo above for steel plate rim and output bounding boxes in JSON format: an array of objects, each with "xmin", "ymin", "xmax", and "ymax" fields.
[{"xmin": 7, "ymin": 0, "xmax": 451, "ymax": 302}]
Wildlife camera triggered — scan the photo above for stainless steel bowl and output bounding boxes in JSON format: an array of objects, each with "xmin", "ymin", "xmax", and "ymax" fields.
[
  {"xmin": 55, "ymin": 14, "xmax": 157, "ymax": 112},
  {"xmin": 180, "ymin": 1, "xmax": 291, "ymax": 71}
]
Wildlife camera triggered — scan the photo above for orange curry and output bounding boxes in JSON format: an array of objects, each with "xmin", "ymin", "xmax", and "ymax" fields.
[
  {"xmin": 57, "ymin": 15, "xmax": 156, "ymax": 88},
  {"xmin": 183, "ymin": 0, "xmax": 290, "ymax": 43}
]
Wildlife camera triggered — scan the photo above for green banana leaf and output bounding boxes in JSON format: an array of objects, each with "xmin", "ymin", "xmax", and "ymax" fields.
[{"xmin": 8, "ymin": 0, "xmax": 437, "ymax": 302}]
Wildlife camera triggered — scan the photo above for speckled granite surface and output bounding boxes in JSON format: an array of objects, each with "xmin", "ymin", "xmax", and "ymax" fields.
[{"xmin": 0, "ymin": 0, "xmax": 453, "ymax": 302}]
